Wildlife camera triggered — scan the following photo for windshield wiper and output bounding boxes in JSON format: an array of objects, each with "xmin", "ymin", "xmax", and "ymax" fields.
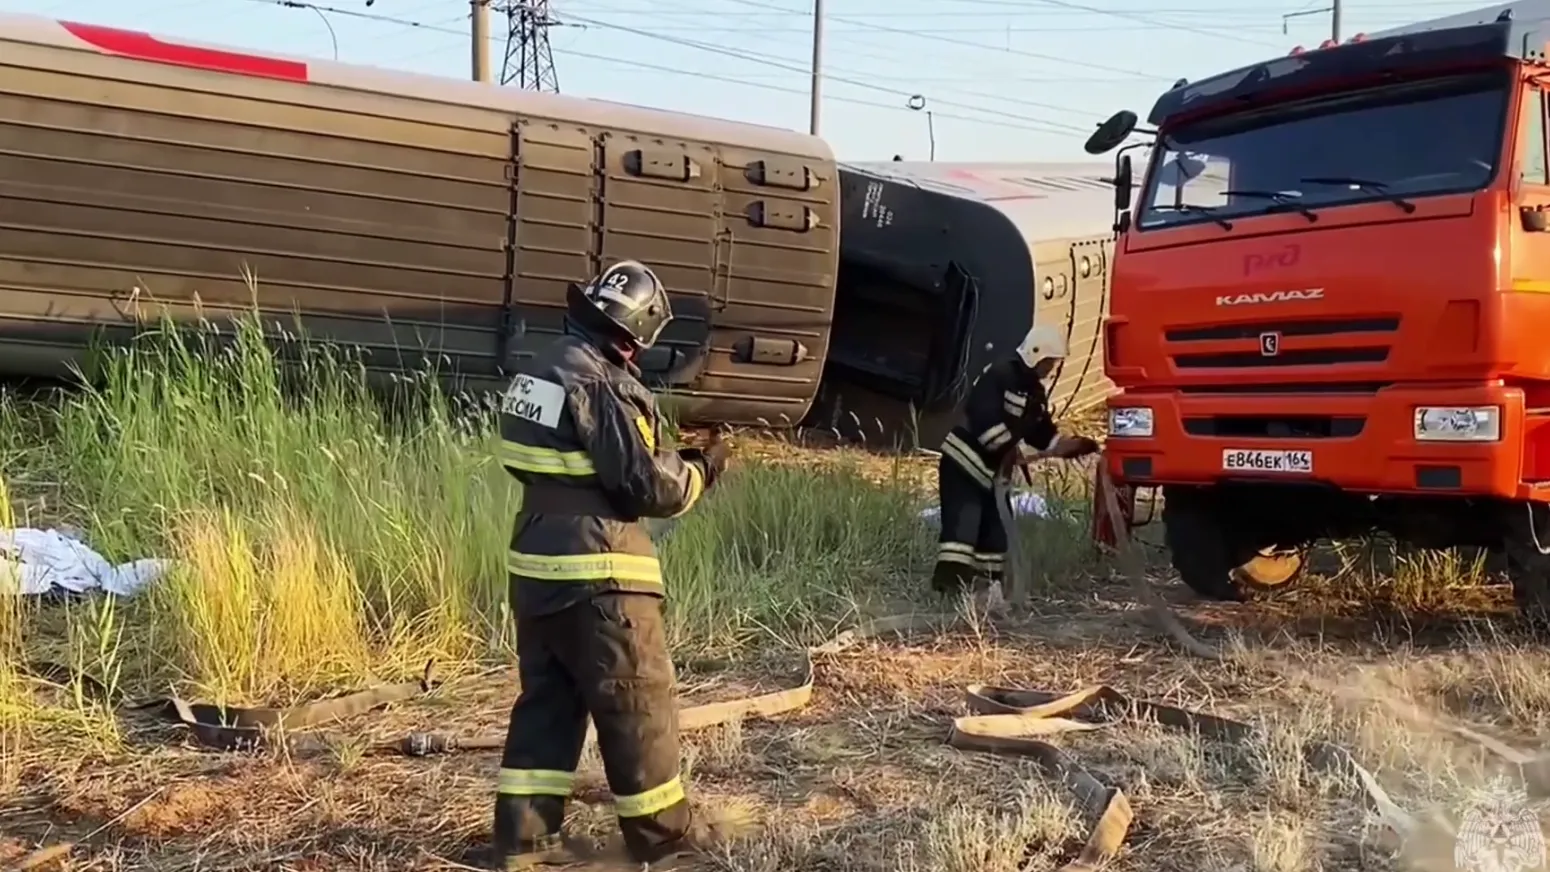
[
  {"xmin": 1299, "ymin": 176, "xmax": 1417, "ymax": 213},
  {"xmin": 1152, "ymin": 204, "xmax": 1233, "ymax": 230},
  {"xmin": 1223, "ymin": 189, "xmax": 1319, "ymax": 223}
]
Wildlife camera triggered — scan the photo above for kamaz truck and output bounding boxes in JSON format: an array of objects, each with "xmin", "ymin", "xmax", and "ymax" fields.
[{"xmin": 1084, "ymin": 2, "xmax": 1550, "ymax": 627}]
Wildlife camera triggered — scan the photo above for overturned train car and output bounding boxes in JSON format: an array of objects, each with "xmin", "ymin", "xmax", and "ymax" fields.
[
  {"xmin": 0, "ymin": 14, "xmax": 839, "ymax": 425},
  {"xmin": 815, "ymin": 161, "xmax": 1119, "ymax": 448}
]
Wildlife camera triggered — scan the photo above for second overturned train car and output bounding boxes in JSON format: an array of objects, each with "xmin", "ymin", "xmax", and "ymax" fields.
[
  {"xmin": 0, "ymin": 12, "xmax": 1115, "ymax": 436},
  {"xmin": 820, "ymin": 161, "xmax": 1118, "ymax": 446}
]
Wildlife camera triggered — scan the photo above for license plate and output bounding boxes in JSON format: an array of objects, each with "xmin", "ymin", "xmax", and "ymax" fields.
[{"xmin": 1222, "ymin": 449, "xmax": 1313, "ymax": 474}]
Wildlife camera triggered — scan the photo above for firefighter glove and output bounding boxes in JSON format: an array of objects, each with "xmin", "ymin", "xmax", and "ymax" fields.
[
  {"xmin": 678, "ymin": 441, "xmax": 731, "ymax": 488},
  {"xmin": 1050, "ymin": 435, "xmax": 1100, "ymax": 459},
  {"xmin": 702, "ymin": 439, "xmax": 732, "ymax": 486}
]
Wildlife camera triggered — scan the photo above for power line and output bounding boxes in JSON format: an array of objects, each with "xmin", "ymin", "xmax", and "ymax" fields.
[
  {"xmin": 634, "ymin": 23, "xmax": 1302, "ymax": 33},
  {"xmin": 980, "ymin": 0, "xmax": 1286, "ymax": 45},
  {"xmin": 716, "ymin": 0, "xmax": 1280, "ymax": 50},
  {"xmin": 235, "ymin": 0, "xmax": 1089, "ymax": 135},
  {"xmin": 532, "ymin": 10, "xmax": 1098, "ymax": 123},
  {"xmin": 879, "ymin": 0, "xmax": 1476, "ymax": 11},
  {"xmin": 548, "ymin": 43, "xmax": 1077, "ymax": 135},
  {"xmin": 716, "ymin": 0, "xmax": 1164, "ymax": 79},
  {"xmin": 569, "ymin": 5, "xmax": 1178, "ymax": 88},
  {"xmin": 563, "ymin": 0, "xmax": 1480, "ymax": 16},
  {"xmin": 462, "ymin": 1, "xmax": 1101, "ymax": 131},
  {"xmin": 715, "ymin": 71, "xmax": 1165, "ymax": 82}
]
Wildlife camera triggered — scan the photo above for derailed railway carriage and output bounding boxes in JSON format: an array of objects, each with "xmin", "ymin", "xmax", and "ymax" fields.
[
  {"xmin": 820, "ymin": 161, "xmax": 1120, "ymax": 446},
  {"xmin": 0, "ymin": 11, "xmax": 1117, "ymax": 435},
  {"xmin": 0, "ymin": 12, "xmax": 839, "ymax": 426}
]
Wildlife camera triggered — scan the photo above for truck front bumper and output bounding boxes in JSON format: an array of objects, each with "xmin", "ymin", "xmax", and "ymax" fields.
[{"xmin": 1102, "ymin": 383, "xmax": 1531, "ymax": 499}]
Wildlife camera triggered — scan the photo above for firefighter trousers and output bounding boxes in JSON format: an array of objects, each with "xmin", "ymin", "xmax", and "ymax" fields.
[
  {"xmin": 931, "ymin": 456, "xmax": 1009, "ymax": 594},
  {"xmin": 494, "ymin": 591, "xmax": 690, "ymax": 862}
]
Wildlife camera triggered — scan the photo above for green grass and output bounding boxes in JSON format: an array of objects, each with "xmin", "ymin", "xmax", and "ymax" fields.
[{"xmin": 0, "ymin": 307, "xmax": 1006, "ymax": 756}]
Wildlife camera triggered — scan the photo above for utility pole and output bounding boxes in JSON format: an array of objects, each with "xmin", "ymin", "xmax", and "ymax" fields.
[
  {"xmin": 1330, "ymin": 0, "xmax": 1341, "ymax": 43},
  {"xmin": 471, "ymin": 0, "xmax": 491, "ymax": 83},
  {"xmin": 809, "ymin": 0, "xmax": 823, "ymax": 136}
]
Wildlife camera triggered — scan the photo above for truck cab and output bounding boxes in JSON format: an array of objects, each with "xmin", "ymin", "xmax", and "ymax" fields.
[{"xmin": 1085, "ymin": 2, "xmax": 1550, "ymax": 627}]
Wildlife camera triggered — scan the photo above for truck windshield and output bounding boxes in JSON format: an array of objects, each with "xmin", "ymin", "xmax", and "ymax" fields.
[{"xmin": 1138, "ymin": 69, "xmax": 1510, "ymax": 230}]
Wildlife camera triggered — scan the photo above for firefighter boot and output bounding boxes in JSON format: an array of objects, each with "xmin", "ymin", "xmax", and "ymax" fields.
[
  {"xmin": 629, "ymin": 814, "xmax": 739, "ymax": 866},
  {"xmin": 492, "ymin": 795, "xmax": 596, "ymax": 869},
  {"xmin": 491, "ymin": 834, "xmax": 600, "ymax": 870},
  {"xmin": 930, "ymin": 560, "xmax": 975, "ymax": 596}
]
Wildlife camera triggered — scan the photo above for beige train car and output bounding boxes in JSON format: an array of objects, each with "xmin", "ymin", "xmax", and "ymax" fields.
[
  {"xmin": 817, "ymin": 161, "xmax": 1118, "ymax": 448},
  {"xmin": 0, "ymin": 14, "xmax": 839, "ymax": 426}
]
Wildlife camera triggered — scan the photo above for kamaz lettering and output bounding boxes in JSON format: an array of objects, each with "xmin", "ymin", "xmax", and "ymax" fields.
[{"xmin": 1214, "ymin": 289, "xmax": 1325, "ymax": 306}]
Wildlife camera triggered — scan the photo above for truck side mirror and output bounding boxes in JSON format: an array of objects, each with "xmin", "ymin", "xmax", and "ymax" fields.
[
  {"xmin": 1115, "ymin": 154, "xmax": 1133, "ymax": 212},
  {"xmin": 1085, "ymin": 110, "xmax": 1139, "ymax": 155}
]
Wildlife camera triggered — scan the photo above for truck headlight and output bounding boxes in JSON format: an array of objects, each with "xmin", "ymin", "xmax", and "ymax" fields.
[
  {"xmin": 1413, "ymin": 406, "xmax": 1500, "ymax": 442},
  {"xmin": 1109, "ymin": 407, "xmax": 1154, "ymax": 438}
]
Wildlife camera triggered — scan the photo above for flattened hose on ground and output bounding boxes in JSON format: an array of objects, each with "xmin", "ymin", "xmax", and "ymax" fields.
[{"xmin": 993, "ymin": 453, "xmax": 1220, "ymax": 660}]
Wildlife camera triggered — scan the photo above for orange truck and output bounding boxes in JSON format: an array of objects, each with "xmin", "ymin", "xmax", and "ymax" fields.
[{"xmin": 1085, "ymin": 2, "xmax": 1550, "ymax": 627}]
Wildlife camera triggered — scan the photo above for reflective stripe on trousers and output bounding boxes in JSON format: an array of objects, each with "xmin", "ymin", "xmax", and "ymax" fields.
[
  {"xmin": 936, "ymin": 540, "xmax": 977, "ymax": 566},
  {"xmin": 975, "ymin": 552, "xmax": 1006, "ymax": 576},
  {"xmin": 613, "ymin": 775, "xmax": 686, "ymax": 818},
  {"xmin": 498, "ymin": 767, "xmax": 576, "ymax": 797},
  {"xmin": 498, "ymin": 768, "xmax": 683, "ymax": 818}
]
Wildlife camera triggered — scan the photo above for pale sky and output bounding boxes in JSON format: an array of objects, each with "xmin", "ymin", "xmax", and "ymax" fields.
[{"xmin": 6, "ymin": 0, "xmax": 1501, "ymax": 162}]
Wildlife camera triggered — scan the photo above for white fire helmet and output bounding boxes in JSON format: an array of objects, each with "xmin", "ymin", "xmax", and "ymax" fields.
[{"xmin": 1016, "ymin": 324, "xmax": 1068, "ymax": 369}]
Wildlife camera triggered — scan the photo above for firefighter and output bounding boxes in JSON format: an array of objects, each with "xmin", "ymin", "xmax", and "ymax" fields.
[
  {"xmin": 490, "ymin": 260, "xmax": 732, "ymax": 869},
  {"xmin": 931, "ymin": 324, "xmax": 1099, "ymax": 596}
]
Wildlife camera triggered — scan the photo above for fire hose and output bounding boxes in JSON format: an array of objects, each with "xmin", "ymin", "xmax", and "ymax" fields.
[
  {"xmin": 993, "ymin": 454, "xmax": 1221, "ymax": 660},
  {"xmin": 14, "ymin": 458, "xmax": 1542, "ymax": 871}
]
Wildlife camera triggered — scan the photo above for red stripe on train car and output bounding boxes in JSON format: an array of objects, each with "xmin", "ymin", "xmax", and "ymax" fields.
[{"xmin": 59, "ymin": 21, "xmax": 310, "ymax": 82}]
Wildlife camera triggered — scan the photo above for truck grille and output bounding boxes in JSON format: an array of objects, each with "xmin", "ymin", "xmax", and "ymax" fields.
[
  {"xmin": 1182, "ymin": 414, "xmax": 1365, "ymax": 439},
  {"xmin": 1167, "ymin": 316, "xmax": 1399, "ymax": 370}
]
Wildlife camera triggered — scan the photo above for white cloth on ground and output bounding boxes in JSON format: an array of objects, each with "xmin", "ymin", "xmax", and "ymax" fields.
[
  {"xmin": 0, "ymin": 527, "xmax": 171, "ymax": 597},
  {"xmin": 918, "ymin": 490, "xmax": 1050, "ymax": 524}
]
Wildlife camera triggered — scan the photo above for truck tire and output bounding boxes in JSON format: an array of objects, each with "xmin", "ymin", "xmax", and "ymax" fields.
[
  {"xmin": 1500, "ymin": 500, "xmax": 1550, "ymax": 633},
  {"xmin": 1161, "ymin": 486, "xmax": 1305, "ymax": 602}
]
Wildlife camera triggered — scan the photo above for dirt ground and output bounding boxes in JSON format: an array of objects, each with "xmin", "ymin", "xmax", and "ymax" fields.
[
  {"xmin": 5, "ymin": 572, "xmax": 1546, "ymax": 872},
  {"xmin": 5, "ymin": 431, "xmax": 1549, "ymax": 872}
]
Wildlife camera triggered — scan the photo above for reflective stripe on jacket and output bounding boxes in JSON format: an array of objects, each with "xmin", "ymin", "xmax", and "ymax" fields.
[
  {"xmin": 499, "ymin": 334, "xmax": 707, "ymax": 616},
  {"xmin": 940, "ymin": 357, "xmax": 1059, "ymax": 490}
]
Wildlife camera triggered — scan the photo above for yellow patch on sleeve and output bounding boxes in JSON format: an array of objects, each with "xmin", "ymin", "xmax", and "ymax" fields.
[{"xmin": 634, "ymin": 415, "xmax": 656, "ymax": 452}]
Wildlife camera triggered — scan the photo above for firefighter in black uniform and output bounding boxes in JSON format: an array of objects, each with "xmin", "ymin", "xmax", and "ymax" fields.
[
  {"xmin": 931, "ymin": 324, "xmax": 1099, "ymax": 595},
  {"xmin": 490, "ymin": 260, "xmax": 731, "ymax": 869}
]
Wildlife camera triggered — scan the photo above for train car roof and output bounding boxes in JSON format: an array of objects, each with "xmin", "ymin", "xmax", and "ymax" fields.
[
  {"xmin": 843, "ymin": 161, "xmax": 1118, "ymax": 244},
  {"xmin": 0, "ymin": 12, "xmax": 832, "ymax": 161}
]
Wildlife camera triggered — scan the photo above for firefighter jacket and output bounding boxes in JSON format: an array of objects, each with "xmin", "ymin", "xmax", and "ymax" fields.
[
  {"xmin": 498, "ymin": 333, "xmax": 708, "ymax": 617},
  {"xmin": 939, "ymin": 357, "xmax": 1059, "ymax": 490}
]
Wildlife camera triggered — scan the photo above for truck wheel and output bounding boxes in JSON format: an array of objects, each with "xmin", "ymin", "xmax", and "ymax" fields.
[
  {"xmin": 1161, "ymin": 486, "xmax": 1305, "ymax": 602},
  {"xmin": 1500, "ymin": 501, "xmax": 1550, "ymax": 633}
]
